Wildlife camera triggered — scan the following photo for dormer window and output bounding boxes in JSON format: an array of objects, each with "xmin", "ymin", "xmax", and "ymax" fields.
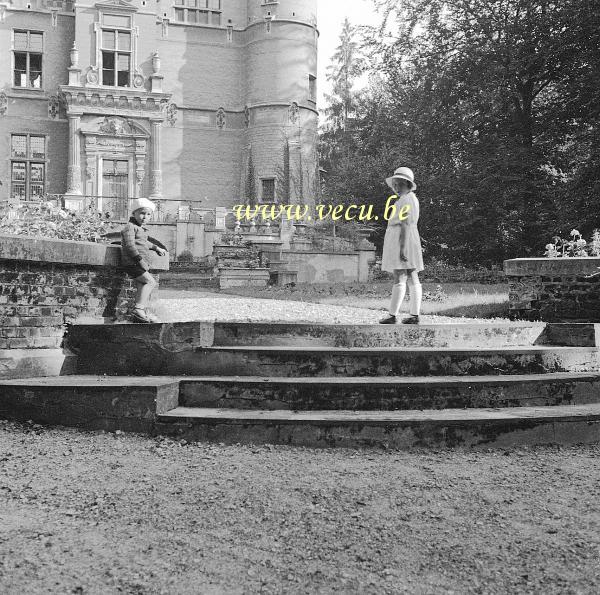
[{"xmin": 100, "ymin": 14, "xmax": 132, "ymax": 87}]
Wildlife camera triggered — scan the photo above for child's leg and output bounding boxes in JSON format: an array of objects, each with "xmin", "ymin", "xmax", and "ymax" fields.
[
  {"xmin": 389, "ymin": 270, "xmax": 408, "ymax": 316},
  {"xmin": 407, "ymin": 270, "xmax": 422, "ymax": 316},
  {"xmin": 134, "ymin": 272, "xmax": 157, "ymax": 310}
]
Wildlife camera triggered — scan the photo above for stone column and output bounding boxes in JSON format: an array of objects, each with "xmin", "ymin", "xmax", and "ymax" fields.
[
  {"xmin": 64, "ymin": 112, "xmax": 83, "ymax": 211},
  {"xmin": 149, "ymin": 118, "xmax": 163, "ymax": 199}
]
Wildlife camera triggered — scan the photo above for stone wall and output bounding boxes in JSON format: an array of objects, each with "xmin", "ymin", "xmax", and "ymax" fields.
[
  {"xmin": 0, "ymin": 234, "xmax": 168, "ymax": 379},
  {"xmin": 504, "ymin": 257, "xmax": 600, "ymax": 322}
]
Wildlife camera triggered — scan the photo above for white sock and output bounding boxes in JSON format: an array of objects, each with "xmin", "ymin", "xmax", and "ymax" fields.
[
  {"xmin": 389, "ymin": 282, "xmax": 407, "ymax": 316},
  {"xmin": 409, "ymin": 281, "xmax": 423, "ymax": 316}
]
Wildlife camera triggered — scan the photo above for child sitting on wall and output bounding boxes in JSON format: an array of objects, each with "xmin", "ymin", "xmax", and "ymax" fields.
[{"xmin": 121, "ymin": 198, "xmax": 166, "ymax": 323}]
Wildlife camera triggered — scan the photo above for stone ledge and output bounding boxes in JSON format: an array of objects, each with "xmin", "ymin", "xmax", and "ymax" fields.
[
  {"xmin": 0, "ymin": 234, "xmax": 169, "ymax": 271},
  {"xmin": 505, "ymin": 257, "xmax": 600, "ymax": 276}
]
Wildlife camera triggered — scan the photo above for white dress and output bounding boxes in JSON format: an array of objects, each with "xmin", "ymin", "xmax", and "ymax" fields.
[{"xmin": 381, "ymin": 191, "xmax": 424, "ymax": 273}]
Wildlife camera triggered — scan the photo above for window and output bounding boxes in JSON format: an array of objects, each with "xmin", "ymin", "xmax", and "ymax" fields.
[
  {"xmin": 309, "ymin": 74, "xmax": 317, "ymax": 103},
  {"xmin": 11, "ymin": 134, "xmax": 46, "ymax": 201},
  {"xmin": 101, "ymin": 16, "xmax": 132, "ymax": 87},
  {"xmin": 260, "ymin": 178, "xmax": 276, "ymax": 203},
  {"xmin": 174, "ymin": 0, "xmax": 221, "ymax": 26},
  {"xmin": 13, "ymin": 30, "xmax": 43, "ymax": 89}
]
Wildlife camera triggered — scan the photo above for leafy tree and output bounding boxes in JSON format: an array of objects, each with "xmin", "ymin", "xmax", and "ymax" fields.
[{"xmin": 319, "ymin": 0, "xmax": 600, "ymax": 266}]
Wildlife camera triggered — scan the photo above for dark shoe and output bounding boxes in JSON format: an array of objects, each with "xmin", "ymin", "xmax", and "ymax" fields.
[
  {"xmin": 401, "ymin": 315, "xmax": 420, "ymax": 325},
  {"xmin": 130, "ymin": 308, "xmax": 152, "ymax": 324},
  {"xmin": 379, "ymin": 314, "xmax": 397, "ymax": 325}
]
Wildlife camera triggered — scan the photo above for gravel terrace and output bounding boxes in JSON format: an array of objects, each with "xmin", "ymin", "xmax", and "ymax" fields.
[
  {"xmin": 1, "ymin": 421, "xmax": 599, "ymax": 594},
  {"xmin": 154, "ymin": 290, "xmax": 512, "ymax": 325}
]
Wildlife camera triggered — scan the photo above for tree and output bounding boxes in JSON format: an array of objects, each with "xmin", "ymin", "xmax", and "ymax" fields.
[{"xmin": 318, "ymin": 0, "xmax": 600, "ymax": 265}]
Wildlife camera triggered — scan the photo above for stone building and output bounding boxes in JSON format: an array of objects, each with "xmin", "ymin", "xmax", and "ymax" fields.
[{"xmin": 0, "ymin": 0, "xmax": 319, "ymax": 224}]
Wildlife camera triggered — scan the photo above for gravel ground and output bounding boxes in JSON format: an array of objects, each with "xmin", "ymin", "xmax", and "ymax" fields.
[
  {"xmin": 155, "ymin": 290, "xmax": 512, "ymax": 325},
  {"xmin": 1, "ymin": 420, "xmax": 599, "ymax": 594}
]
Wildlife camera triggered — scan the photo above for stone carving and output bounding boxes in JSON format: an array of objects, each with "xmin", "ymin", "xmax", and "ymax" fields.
[
  {"xmin": 0, "ymin": 92, "xmax": 7, "ymax": 116},
  {"xmin": 86, "ymin": 66, "xmax": 99, "ymax": 85},
  {"xmin": 132, "ymin": 72, "xmax": 144, "ymax": 89},
  {"xmin": 244, "ymin": 105, "xmax": 250, "ymax": 128},
  {"xmin": 70, "ymin": 42, "xmax": 79, "ymax": 68},
  {"xmin": 216, "ymin": 107, "xmax": 226, "ymax": 129},
  {"xmin": 166, "ymin": 103, "xmax": 177, "ymax": 126},
  {"xmin": 99, "ymin": 116, "xmax": 133, "ymax": 135},
  {"xmin": 289, "ymin": 102, "xmax": 300, "ymax": 124},
  {"xmin": 98, "ymin": 138, "xmax": 134, "ymax": 147},
  {"xmin": 48, "ymin": 95, "xmax": 60, "ymax": 119},
  {"xmin": 85, "ymin": 156, "xmax": 96, "ymax": 181}
]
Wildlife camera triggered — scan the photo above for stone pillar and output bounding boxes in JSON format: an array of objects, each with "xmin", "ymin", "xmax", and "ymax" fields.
[
  {"xmin": 149, "ymin": 118, "xmax": 163, "ymax": 200},
  {"xmin": 64, "ymin": 112, "xmax": 83, "ymax": 211}
]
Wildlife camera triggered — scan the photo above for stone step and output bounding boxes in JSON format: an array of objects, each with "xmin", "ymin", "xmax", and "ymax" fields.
[
  {"xmin": 155, "ymin": 403, "xmax": 600, "ymax": 449},
  {"xmin": 0, "ymin": 376, "xmax": 180, "ymax": 432},
  {"xmin": 189, "ymin": 346, "xmax": 600, "ymax": 377},
  {"xmin": 211, "ymin": 322, "xmax": 547, "ymax": 348},
  {"xmin": 178, "ymin": 373, "xmax": 600, "ymax": 411},
  {"xmin": 66, "ymin": 322, "xmax": 553, "ymax": 375}
]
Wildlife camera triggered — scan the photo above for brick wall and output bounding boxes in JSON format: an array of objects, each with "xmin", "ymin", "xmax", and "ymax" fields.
[
  {"xmin": 0, "ymin": 235, "xmax": 169, "ymax": 350},
  {"xmin": 505, "ymin": 258, "xmax": 600, "ymax": 322},
  {"xmin": 0, "ymin": 260, "xmax": 139, "ymax": 349}
]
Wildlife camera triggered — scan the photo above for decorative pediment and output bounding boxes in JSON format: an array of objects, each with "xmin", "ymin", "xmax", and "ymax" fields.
[
  {"xmin": 83, "ymin": 116, "xmax": 149, "ymax": 137},
  {"xmin": 95, "ymin": 0, "xmax": 138, "ymax": 12}
]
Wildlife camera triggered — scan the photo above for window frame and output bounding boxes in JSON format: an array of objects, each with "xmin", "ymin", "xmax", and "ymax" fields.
[
  {"xmin": 10, "ymin": 134, "xmax": 47, "ymax": 202},
  {"xmin": 12, "ymin": 29, "xmax": 44, "ymax": 91},
  {"xmin": 259, "ymin": 177, "xmax": 277, "ymax": 204},
  {"xmin": 174, "ymin": 0, "xmax": 222, "ymax": 26},
  {"xmin": 100, "ymin": 21, "xmax": 133, "ymax": 88},
  {"xmin": 308, "ymin": 74, "xmax": 317, "ymax": 104}
]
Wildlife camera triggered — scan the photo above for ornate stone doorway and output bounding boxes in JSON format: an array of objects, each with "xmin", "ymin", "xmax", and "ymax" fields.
[{"xmin": 80, "ymin": 116, "xmax": 149, "ymax": 216}]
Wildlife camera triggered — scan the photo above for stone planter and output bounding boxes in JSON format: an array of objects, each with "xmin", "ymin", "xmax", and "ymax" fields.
[
  {"xmin": 504, "ymin": 257, "xmax": 600, "ymax": 322},
  {"xmin": 0, "ymin": 234, "xmax": 169, "ymax": 379},
  {"xmin": 218, "ymin": 267, "xmax": 270, "ymax": 289}
]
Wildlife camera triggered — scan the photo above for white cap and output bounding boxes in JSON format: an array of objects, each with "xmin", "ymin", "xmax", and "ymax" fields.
[{"xmin": 130, "ymin": 197, "xmax": 156, "ymax": 213}]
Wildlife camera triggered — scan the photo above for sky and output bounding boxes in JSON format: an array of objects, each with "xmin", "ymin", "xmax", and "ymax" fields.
[{"xmin": 316, "ymin": 0, "xmax": 381, "ymax": 109}]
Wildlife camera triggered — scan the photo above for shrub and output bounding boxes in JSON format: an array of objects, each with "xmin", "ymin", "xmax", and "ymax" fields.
[
  {"xmin": 0, "ymin": 201, "xmax": 118, "ymax": 243},
  {"xmin": 177, "ymin": 250, "xmax": 195, "ymax": 264},
  {"xmin": 544, "ymin": 229, "xmax": 600, "ymax": 258}
]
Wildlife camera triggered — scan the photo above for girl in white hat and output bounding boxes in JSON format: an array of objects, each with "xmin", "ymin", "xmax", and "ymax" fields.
[
  {"xmin": 379, "ymin": 167, "xmax": 424, "ymax": 324},
  {"xmin": 121, "ymin": 198, "xmax": 167, "ymax": 323}
]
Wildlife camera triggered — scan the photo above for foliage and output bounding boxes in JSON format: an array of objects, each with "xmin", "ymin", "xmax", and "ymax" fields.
[
  {"xmin": 544, "ymin": 229, "xmax": 600, "ymax": 258},
  {"xmin": 177, "ymin": 250, "xmax": 195, "ymax": 263},
  {"xmin": 320, "ymin": 0, "xmax": 600, "ymax": 267},
  {"xmin": 0, "ymin": 201, "xmax": 118, "ymax": 243}
]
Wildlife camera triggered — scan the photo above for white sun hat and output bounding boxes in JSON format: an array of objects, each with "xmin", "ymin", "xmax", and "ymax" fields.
[
  {"xmin": 130, "ymin": 197, "xmax": 156, "ymax": 213},
  {"xmin": 386, "ymin": 167, "xmax": 417, "ymax": 191}
]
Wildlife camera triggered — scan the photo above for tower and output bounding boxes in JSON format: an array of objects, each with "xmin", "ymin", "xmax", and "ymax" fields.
[{"xmin": 242, "ymin": 0, "xmax": 318, "ymax": 208}]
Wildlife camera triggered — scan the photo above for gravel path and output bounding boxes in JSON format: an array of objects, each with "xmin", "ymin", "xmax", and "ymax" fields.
[
  {"xmin": 1, "ymin": 420, "xmax": 599, "ymax": 594},
  {"xmin": 155, "ymin": 290, "xmax": 514, "ymax": 325}
]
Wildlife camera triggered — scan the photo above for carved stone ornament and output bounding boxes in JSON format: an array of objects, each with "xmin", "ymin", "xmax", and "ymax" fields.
[
  {"xmin": 0, "ymin": 91, "xmax": 9, "ymax": 116},
  {"xmin": 166, "ymin": 103, "xmax": 177, "ymax": 127},
  {"xmin": 48, "ymin": 95, "xmax": 60, "ymax": 119},
  {"xmin": 289, "ymin": 101, "xmax": 300, "ymax": 124},
  {"xmin": 216, "ymin": 107, "xmax": 226, "ymax": 129},
  {"xmin": 132, "ymin": 72, "xmax": 144, "ymax": 89},
  {"xmin": 86, "ymin": 66, "xmax": 99, "ymax": 85}
]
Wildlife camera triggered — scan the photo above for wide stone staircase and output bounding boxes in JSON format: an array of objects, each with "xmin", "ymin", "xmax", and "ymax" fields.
[{"xmin": 2, "ymin": 321, "xmax": 600, "ymax": 448}]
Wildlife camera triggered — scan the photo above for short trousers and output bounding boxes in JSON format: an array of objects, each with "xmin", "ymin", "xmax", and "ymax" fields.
[{"xmin": 123, "ymin": 264, "xmax": 149, "ymax": 279}]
